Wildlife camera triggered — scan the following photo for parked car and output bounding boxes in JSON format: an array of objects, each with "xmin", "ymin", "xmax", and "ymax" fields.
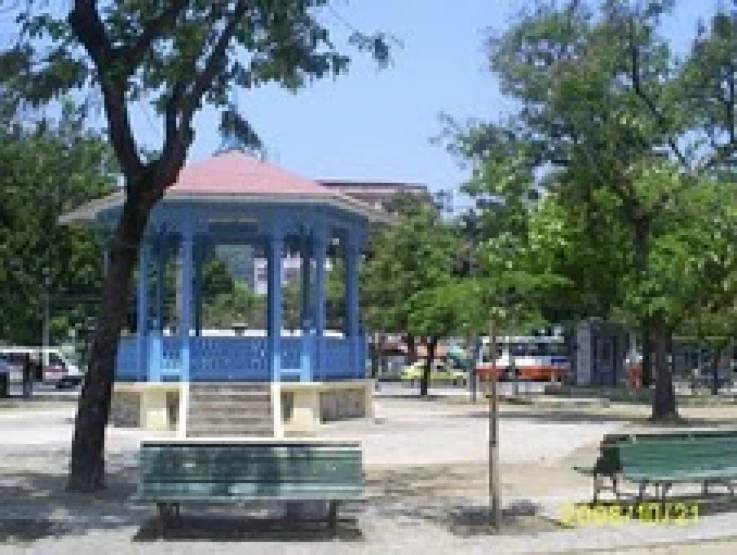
[
  {"xmin": 0, "ymin": 347, "xmax": 84, "ymax": 388},
  {"xmin": 400, "ymin": 360, "xmax": 468, "ymax": 386}
]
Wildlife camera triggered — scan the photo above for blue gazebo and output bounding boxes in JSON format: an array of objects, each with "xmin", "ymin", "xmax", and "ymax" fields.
[{"xmin": 61, "ymin": 151, "xmax": 389, "ymax": 435}]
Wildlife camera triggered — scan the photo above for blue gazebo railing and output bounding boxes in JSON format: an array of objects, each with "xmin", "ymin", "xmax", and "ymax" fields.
[{"xmin": 116, "ymin": 334, "xmax": 367, "ymax": 382}]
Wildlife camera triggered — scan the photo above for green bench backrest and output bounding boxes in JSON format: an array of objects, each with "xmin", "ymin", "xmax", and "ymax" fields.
[
  {"xmin": 137, "ymin": 441, "xmax": 364, "ymax": 500},
  {"xmin": 596, "ymin": 430, "xmax": 737, "ymax": 476},
  {"xmin": 617, "ymin": 438, "xmax": 737, "ymax": 477}
]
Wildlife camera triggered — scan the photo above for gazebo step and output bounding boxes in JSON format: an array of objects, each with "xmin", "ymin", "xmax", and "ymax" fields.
[
  {"xmin": 186, "ymin": 382, "xmax": 274, "ymax": 438},
  {"xmin": 189, "ymin": 399, "xmax": 271, "ymax": 416},
  {"xmin": 189, "ymin": 383, "xmax": 271, "ymax": 393},
  {"xmin": 187, "ymin": 415, "xmax": 272, "ymax": 426},
  {"xmin": 189, "ymin": 390, "xmax": 271, "ymax": 399},
  {"xmin": 186, "ymin": 426, "xmax": 274, "ymax": 438}
]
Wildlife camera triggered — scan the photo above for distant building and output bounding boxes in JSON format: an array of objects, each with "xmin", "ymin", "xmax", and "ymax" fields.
[{"xmin": 318, "ymin": 180, "xmax": 433, "ymax": 212}]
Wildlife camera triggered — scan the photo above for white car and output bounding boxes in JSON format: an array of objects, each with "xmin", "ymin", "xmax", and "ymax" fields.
[{"xmin": 0, "ymin": 347, "xmax": 84, "ymax": 388}]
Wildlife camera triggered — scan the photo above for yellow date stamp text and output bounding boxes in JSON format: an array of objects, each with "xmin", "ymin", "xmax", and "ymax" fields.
[{"xmin": 561, "ymin": 502, "xmax": 699, "ymax": 527}]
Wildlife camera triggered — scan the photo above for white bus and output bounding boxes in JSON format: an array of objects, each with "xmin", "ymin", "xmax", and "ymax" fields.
[{"xmin": 476, "ymin": 334, "xmax": 571, "ymax": 382}]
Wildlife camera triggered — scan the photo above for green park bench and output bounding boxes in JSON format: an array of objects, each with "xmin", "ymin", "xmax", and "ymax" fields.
[
  {"xmin": 576, "ymin": 429, "xmax": 737, "ymax": 506},
  {"xmin": 135, "ymin": 438, "xmax": 365, "ymax": 536}
]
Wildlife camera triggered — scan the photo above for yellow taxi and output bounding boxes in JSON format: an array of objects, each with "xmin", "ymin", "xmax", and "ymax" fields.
[{"xmin": 400, "ymin": 359, "xmax": 468, "ymax": 386}]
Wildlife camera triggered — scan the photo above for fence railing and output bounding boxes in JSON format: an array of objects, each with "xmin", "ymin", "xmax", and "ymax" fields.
[{"xmin": 115, "ymin": 334, "xmax": 367, "ymax": 382}]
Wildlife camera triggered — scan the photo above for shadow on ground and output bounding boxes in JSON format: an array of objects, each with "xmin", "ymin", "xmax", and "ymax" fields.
[
  {"xmin": 132, "ymin": 514, "xmax": 363, "ymax": 543},
  {"xmin": 446, "ymin": 407, "xmax": 737, "ymax": 428},
  {"xmin": 0, "ymin": 462, "xmax": 364, "ymax": 544}
]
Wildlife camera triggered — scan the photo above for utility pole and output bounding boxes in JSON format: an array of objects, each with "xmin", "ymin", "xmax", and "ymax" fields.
[{"xmin": 488, "ymin": 318, "xmax": 501, "ymax": 529}]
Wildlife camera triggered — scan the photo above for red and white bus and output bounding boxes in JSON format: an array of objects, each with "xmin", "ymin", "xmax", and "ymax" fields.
[{"xmin": 476, "ymin": 335, "xmax": 571, "ymax": 382}]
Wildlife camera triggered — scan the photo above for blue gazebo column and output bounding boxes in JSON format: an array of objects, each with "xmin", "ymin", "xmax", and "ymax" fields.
[
  {"xmin": 300, "ymin": 233, "xmax": 313, "ymax": 382},
  {"xmin": 193, "ymin": 241, "xmax": 204, "ymax": 336},
  {"xmin": 137, "ymin": 242, "xmax": 150, "ymax": 381},
  {"xmin": 148, "ymin": 234, "xmax": 166, "ymax": 382},
  {"xmin": 345, "ymin": 237, "xmax": 361, "ymax": 377},
  {"xmin": 267, "ymin": 229, "xmax": 284, "ymax": 380},
  {"xmin": 180, "ymin": 224, "xmax": 194, "ymax": 382},
  {"xmin": 313, "ymin": 230, "xmax": 328, "ymax": 381}
]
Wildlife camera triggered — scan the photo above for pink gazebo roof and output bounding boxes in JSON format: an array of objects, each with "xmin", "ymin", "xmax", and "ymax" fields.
[
  {"xmin": 170, "ymin": 151, "xmax": 333, "ymax": 196},
  {"xmin": 60, "ymin": 151, "xmax": 392, "ymax": 225}
]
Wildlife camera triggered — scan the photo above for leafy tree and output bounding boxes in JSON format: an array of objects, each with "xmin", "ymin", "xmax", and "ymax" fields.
[
  {"xmin": 361, "ymin": 201, "xmax": 461, "ymax": 396},
  {"xmin": 326, "ymin": 256, "xmax": 346, "ymax": 332},
  {"xmin": 203, "ymin": 282, "xmax": 264, "ymax": 329},
  {"xmin": 0, "ymin": 105, "xmax": 115, "ymax": 345},
  {"xmin": 1, "ymin": 0, "xmax": 390, "ymax": 491},
  {"xmin": 447, "ymin": 0, "xmax": 737, "ymax": 420},
  {"xmin": 202, "ymin": 257, "xmax": 236, "ymax": 300}
]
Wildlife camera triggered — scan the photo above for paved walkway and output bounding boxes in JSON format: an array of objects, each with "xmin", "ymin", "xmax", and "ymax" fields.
[{"xmin": 2, "ymin": 399, "xmax": 737, "ymax": 553}]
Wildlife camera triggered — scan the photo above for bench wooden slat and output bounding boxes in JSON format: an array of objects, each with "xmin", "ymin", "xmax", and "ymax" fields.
[{"xmin": 135, "ymin": 438, "xmax": 365, "ymax": 534}]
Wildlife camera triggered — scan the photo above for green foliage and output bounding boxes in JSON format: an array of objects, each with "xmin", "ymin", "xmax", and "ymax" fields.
[
  {"xmin": 0, "ymin": 106, "xmax": 116, "ymax": 344},
  {"xmin": 202, "ymin": 257, "xmax": 236, "ymax": 299},
  {"xmin": 361, "ymin": 204, "xmax": 461, "ymax": 337},
  {"xmin": 203, "ymin": 281, "xmax": 264, "ymax": 329},
  {"xmin": 444, "ymin": 0, "xmax": 737, "ymax": 418}
]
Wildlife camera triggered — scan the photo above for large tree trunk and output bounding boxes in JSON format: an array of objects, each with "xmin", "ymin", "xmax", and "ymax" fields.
[
  {"xmin": 419, "ymin": 336, "xmax": 438, "ymax": 397},
  {"xmin": 634, "ymin": 220, "xmax": 652, "ymax": 388},
  {"xmin": 67, "ymin": 197, "xmax": 150, "ymax": 492},
  {"xmin": 651, "ymin": 315, "xmax": 678, "ymax": 421}
]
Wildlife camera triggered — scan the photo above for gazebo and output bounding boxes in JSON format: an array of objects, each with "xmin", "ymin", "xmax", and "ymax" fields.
[{"xmin": 61, "ymin": 151, "xmax": 389, "ymax": 436}]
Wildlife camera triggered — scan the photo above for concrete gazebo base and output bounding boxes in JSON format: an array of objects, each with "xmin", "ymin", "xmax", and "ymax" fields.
[{"xmin": 110, "ymin": 379, "xmax": 374, "ymax": 436}]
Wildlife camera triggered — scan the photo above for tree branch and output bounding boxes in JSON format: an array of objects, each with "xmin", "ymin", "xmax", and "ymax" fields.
[
  {"xmin": 68, "ymin": 0, "xmax": 112, "ymax": 68},
  {"xmin": 120, "ymin": 2, "xmax": 189, "ymax": 76},
  {"xmin": 627, "ymin": 16, "xmax": 690, "ymax": 171},
  {"xmin": 69, "ymin": 0, "xmax": 143, "ymax": 180},
  {"xmin": 182, "ymin": 0, "xmax": 250, "ymax": 126},
  {"xmin": 157, "ymin": 0, "xmax": 250, "ymax": 188}
]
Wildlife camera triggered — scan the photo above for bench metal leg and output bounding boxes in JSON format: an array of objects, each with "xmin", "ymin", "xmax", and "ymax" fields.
[
  {"xmin": 636, "ymin": 482, "xmax": 647, "ymax": 504},
  {"xmin": 592, "ymin": 474, "xmax": 600, "ymax": 505},
  {"xmin": 612, "ymin": 476, "xmax": 620, "ymax": 500},
  {"xmin": 156, "ymin": 503, "xmax": 168, "ymax": 538},
  {"xmin": 660, "ymin": 483, "xmax": 672, "ymax": 513},
  {"xmin": 328, "ymin": 502, "xmax": 338, "ymax": 535}
]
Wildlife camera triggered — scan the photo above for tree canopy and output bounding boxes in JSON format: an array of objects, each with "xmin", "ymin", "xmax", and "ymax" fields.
[
  {"xmin": 444, "ymin": 0, "xmax": 737, "ymax": 420},
  {"xmin": 0, "ymin": 104, "xmax": 116, "ymax": 344}
]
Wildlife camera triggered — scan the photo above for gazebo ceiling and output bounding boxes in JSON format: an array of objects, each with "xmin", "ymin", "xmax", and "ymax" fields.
[{"xmin": 60, "ymin": 150, "xmax": 393, "ymax": 225}]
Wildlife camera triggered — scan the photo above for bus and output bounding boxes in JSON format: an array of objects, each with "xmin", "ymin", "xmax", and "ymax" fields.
[{"xmin": 475, "ymin": 335, "xmax": 571, "ymax": 382}]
